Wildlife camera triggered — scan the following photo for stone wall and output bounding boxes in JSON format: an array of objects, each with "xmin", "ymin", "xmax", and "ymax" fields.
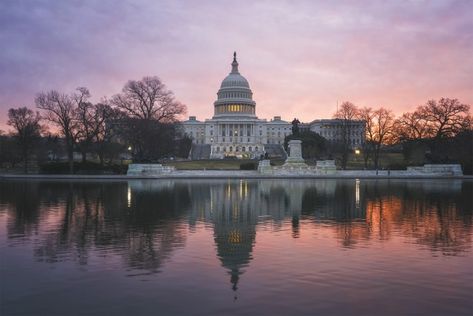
[
  {"xmin": 127, "ymin": 164, "xmax": 175, "ymax": 176},
  {"xmin": 407, "ymin": 164, "xmax": 463, "ymax": 176}
]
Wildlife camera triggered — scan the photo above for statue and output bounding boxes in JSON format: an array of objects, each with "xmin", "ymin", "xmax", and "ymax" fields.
[{"xmin": 291, "ymin": 118, "xmax": 300, "ymax": 136}]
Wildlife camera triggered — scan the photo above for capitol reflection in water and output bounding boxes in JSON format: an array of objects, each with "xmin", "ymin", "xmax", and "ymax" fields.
[{"xmin": 0, "ymin": 179, "xmax": 471, "ymax": 316}]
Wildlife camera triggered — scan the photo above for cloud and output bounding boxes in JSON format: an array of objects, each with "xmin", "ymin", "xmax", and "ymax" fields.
[{"xmin": 0, "ymin": 0, "xmax": 471, "ymax": 130}]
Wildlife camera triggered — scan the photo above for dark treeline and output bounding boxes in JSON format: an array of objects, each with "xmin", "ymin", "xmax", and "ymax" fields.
[
  {"xmin": 288, "ymin": 98, "xmax": 472, "ymax": 173},
  {"xmin": 1, "ymin": 76, "xmax": 192, "ymax": 173}
]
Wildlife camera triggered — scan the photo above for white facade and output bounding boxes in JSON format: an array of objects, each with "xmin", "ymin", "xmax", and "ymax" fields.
[{"xmin": 183, "ymin": 53, "xmax": 291, "ymax": 159}]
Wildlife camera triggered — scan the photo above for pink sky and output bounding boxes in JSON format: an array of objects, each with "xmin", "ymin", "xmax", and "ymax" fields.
[{"xmin": 0, "ymin": 0, "xmax": 472, "ymax": 130}]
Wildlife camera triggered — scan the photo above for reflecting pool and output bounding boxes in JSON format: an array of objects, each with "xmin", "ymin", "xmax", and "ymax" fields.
[{"xmin": 1, "ymin": 179, "xmax": 472, "ymax": 315}]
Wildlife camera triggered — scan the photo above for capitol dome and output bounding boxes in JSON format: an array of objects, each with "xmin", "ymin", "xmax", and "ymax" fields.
[{"xmin": 214, "ymin": 52, "xmax": 256, "ymax": 117}]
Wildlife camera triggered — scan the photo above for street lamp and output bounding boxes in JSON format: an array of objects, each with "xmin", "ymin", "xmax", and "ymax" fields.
[
  {"xmin": 127, "ymin": 146, "xmax": 133, "ymax": 162},
  {"xmin": 354, "ymin": 148, "xmax": 361, "ymax": 165}
]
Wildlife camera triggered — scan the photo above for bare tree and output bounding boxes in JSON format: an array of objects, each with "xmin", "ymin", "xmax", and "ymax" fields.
[
  {"xmin": 35, "ymin": 89, "xmax": 86, "ymax": 173},
  {"xmin": 7, "ymin": 107, "xmax": 43, "ymax": 173},
  {"xmin": 421, "ymin": 98, "xmax": 470, "ymax": 139},
  {"xmin": 394, "ymin": 107, "xmax": 433, "ymax": 141},
  {"xmin": 75, "ymin": 96, "xmax": 112, "ymax": 163},
  {"xmin": 111, "ymin": 76, "xmax": 186, "ymax": 121},
  {"xmin": 357, "ymin": 107, "xmax": 375, "ymax": 168},
  {"xmin": 370, "ymin": 108, "xmax": 395, "ymax": 169},
  {"xmin": 333, "ymin": 101, "xmax": 359, "ymax": 169},
  {"xmin": 93, "ymin": 103, "xmax": 125, "ymax": 165},
  {"xmin": 111, "ymin": 76, "xmax": 187, "ymax": 162}
]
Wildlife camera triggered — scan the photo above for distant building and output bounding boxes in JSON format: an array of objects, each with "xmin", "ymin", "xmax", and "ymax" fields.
[{"xmin": 309, "ymin": 119, "xmax": 365, "ymax": 148}]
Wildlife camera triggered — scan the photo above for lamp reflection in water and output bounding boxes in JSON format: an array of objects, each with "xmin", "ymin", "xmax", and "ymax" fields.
[
  {"xmin": 355, "ymin": 179, "xmax": 360, "ymax": 209},
  {"xmin": 127, "ymin": 185, "xmax": 132, "ymax": 208}
]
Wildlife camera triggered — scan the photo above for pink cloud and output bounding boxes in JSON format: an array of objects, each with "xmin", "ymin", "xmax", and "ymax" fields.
[{"xmin": 0, "ymin": 0, "xmax": 471, "ymax": 131}]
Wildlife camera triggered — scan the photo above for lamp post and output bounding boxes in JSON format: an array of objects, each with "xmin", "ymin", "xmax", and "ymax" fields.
[
  {"xmin": 354, "ymin": 148, "xmax": 361, "ymax": 166},
  {"xmin": 127, "ymin": 146, "xmax": 132, "ymax": 162}
]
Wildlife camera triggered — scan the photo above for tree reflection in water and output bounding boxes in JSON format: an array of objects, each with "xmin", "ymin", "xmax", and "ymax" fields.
[{"xmin": 0, "ymin": 179, "xmax": 471, "ymax": 289}]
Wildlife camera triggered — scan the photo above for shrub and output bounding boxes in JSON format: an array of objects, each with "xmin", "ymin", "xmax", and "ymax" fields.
[
  {"xmin": 40, "ymin": 161, "xmax": 128, "ymax": 174},
  {"xmin": 240, "ymin": 162, "xmax": 257, "ymax": 170},
  {"xmin": 386, "ymin": 162, "xmax": 408, "ymax": 170}
]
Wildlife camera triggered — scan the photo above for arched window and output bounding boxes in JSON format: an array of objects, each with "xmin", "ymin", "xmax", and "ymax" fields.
[
  {"xmin": 255, "ymin": 146, "xmax": 259, "ymax": 152},
  {"xmin": 229, "ymin": 146, "xmax": 233, "ymax": 152},
  {"xmin": 242, "ymin": 147, "xmax": 246, "ymax": 152}
]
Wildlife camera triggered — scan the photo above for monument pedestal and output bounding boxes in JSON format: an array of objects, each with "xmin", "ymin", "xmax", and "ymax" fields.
[{"xmin": 282, "ymin": 140, "xmax": 308, "ymax": 168}]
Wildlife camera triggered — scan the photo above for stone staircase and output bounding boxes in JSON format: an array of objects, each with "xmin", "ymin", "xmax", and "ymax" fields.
[
  {"xmin": 190, "ymin": 144, "xmax": 211, "ymax": 160},
  {"xmin": 264, "ymin": 144, "xmax": 287, "ymax": 159}
]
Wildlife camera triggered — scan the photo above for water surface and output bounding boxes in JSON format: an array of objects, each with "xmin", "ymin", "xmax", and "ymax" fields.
[{"xmin": 1, "ymin": 179, "xmax": 472, "ymax": 315}]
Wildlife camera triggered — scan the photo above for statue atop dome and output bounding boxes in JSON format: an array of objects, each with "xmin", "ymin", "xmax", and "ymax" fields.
[{"xmin": 231, "ymin": 51, "xmax": 239, "ymax": 74}]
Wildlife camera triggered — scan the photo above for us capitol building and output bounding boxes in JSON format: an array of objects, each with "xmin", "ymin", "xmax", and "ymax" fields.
[{"xmin": 183, "ymin": 53, "xmax": 365, "ymax": 159}]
